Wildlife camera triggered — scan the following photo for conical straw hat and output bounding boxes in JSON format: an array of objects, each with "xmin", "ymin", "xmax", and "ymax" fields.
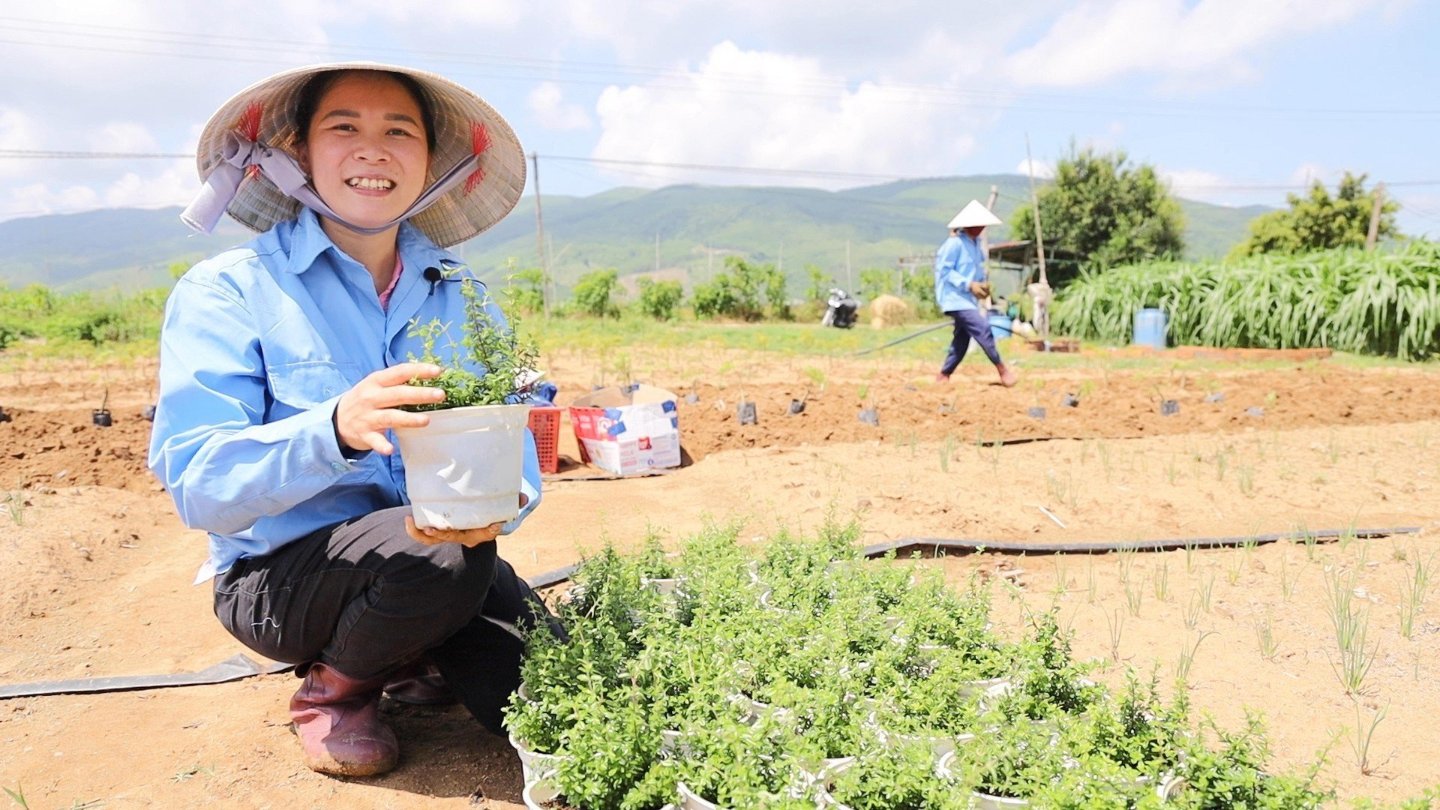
[
  {"xmin": 947, "ymin": 200, "xmax": 1002, "ymax": 229},
  {"xmin": 191, "ymin": 62, "xmax": 525, "ymax": 247}
]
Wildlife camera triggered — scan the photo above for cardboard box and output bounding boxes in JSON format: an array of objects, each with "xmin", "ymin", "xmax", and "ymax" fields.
[{"xmin": 568, "ymin": 384, "xmax": 681, "ymax": 476}]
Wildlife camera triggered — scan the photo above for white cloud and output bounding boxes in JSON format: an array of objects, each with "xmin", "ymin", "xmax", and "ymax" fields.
[
  {"xmin": 340, "ymin": 0, "xmax": 523, "ymax": 26},
  {"xmin": 103, "ymin": 159, "xmax": 196, "ymax": 210},
  {"xmin": 1159, "ymin": 168, "xmax": 1229, "ymax": 202},
  {"xmin": 1015, "ymin": 158, "xmax": 1054, "ymax": 180},
  {"xmin": 87, "ymin": 122, "xmax": 161, "ymax": 154},
  {"xmin": 3, "ymin": 181, "xmax": 101, "ymax": 220},
  {"xmin": 1004, "ymin": 0, "xmax": 1389, "ymax": 87},
  {"xmin": 1289, "ymin": 163, "xmax": 1331, "ymax": 188},
  {"xmin": 528, "ymin": 82, "xmax": 592, "ymax": 131},
  {"xmin": 0, "ymin": 108, "xmax": 43, "ymax": 180},
  {"xmin": 592, "ymin": 41, "xmax": 980, "ymax": 189}
]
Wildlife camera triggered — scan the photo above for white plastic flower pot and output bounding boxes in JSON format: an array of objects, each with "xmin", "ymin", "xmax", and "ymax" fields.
[
  {"xmin": 394, "ymin": 402, "xmax": 531, "ymax": 530},
  {"xmin": 523, "ymin": 776, "xmax": 562, "ymax": 810},
  {"xmin": 508, "ymin": 731, "xmax": 564, "ymax": 785},
  {"xmin": 675, "ymin": 782, "xmax": 721, "ymax": 810}
]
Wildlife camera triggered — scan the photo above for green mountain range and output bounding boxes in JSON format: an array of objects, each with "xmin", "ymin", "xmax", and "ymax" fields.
[{"xmin": 0, "ymin": 174, "xmax": 1268, "ymax": 293}]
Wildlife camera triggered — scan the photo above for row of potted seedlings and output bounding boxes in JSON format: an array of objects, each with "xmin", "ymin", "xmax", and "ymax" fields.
[{"xmin": 505, "ymin": 520, "xmax": 1331, "ymax": 809}]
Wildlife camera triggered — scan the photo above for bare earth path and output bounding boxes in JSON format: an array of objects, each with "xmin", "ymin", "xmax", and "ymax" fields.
[{"xmin": 2, "ymin": 347, "xmax": 1438, "ymax": 807}]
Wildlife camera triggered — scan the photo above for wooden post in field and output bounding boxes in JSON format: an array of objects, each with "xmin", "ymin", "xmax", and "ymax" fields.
[
  {"xmin": 1025, "ymin": 135, "xmax": 1052, "ymax": 342},
  {"xmin": 530, "ymin": 152, "xmax": 551, "ymax": 317},
  {"xmin": 1025, "ymin": 136, "xmax": 1048, "ymax": 287},
  {"xmin": 983, "ymin": 184, "xmax": 998, "ymax": 256},
  {"xmin": 1366, "ymin": 182, "xmax": 1386, "ymax": 251}
]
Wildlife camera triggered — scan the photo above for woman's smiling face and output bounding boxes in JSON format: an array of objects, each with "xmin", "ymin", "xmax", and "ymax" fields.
[{"xmin": 300, "ymin": 71, "xmax": 431, "ymax": 232}]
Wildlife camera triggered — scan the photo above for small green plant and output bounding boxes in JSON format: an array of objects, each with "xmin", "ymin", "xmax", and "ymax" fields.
[
  {"xmin": 1254, "ymin": 614, "xmax": 1280, "ymax": 661},
  {"xmin": 1105, "ymin": 608, "xmax": 1125, "ymax": 662},
  {"xmin": 2, "ymin": 491, "xmax": 23, "ymax": 526},
  {"xmin": 1175, "ymin": 630, "xmax": 1214, "ymax": 683},
  {"xmin": 4, "ymin": 784, "xmax": 29, "ymax": 809},
  {"xmin": 1398, "ymin": 552, "xmax": 1433, "ymax": 639},
  {"xmin": 1153, "ymin": 559, "xmax": 1170, "ymax": 602},
  {"xmin": 1237, "ymin": 464, "xmax": 1255, "ymax": 496},
  {"xmin": 406, "ymin": 277, "xmax": 539, "ymax": 409},
  {"xmin": 1349, "ymin": 700, "xmax": 1388, "ymax": 776},
  {"xmin": 939, "ymin": 435, "xmax": 955, "ymax": 474},
  {"xmin": 1183, "ymin": 592, "xmax": 1202, "ymax": 630},
  {"xmin": 1124, "ymin": 576, "xmax": 1144, "ymax": 617},
  {"xmin": 1325, "ymin": 566, "xmax": 1378, "ymax": 694},
  {"xmin": 1280, "ymin": 551, "xmax": 1298, "ymax": 600}
]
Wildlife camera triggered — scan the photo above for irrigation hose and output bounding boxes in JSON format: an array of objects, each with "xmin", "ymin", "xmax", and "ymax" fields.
[
  {"xmin": 0, "ymin": 525, "xmax": 1422, "ymax": 700},
  {"xmin": 851, "ymin": 320, "xmax": 950, "ymax": 356}
]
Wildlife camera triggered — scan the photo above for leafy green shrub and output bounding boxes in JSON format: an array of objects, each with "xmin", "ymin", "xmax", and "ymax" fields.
[
  {"xmin": 0, "ymin": 322, "xmax": 22, "ymax": 351},
  {"xmin": 691, "ymin": 257, "xmax": 788, "ymax": 321},
  {"xmin": 635, "ymin": 278, "xmax": 683, "ymax": 321},
  {"xmin": 572, "ymin": 268, "xmax": 622, "ymax": 318},
  {"xmin": 500, "ymin": 264, "xmax": 547, "ymax": 315}
]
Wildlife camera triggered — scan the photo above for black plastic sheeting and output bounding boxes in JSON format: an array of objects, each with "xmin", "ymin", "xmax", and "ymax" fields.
[
  {"xmin": 0, "ymin": 654, "xmax": 292, "ymax": 700},
  {"xmin": 1, "ymin": 525, "xmax": 1421, "ymax": 700}
]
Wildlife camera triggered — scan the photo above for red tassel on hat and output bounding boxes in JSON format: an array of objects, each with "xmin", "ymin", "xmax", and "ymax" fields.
[
  {"xmin": 237, "ymin": 102, "xmax": 263, "ymax": 143},
  {"xmin": 237, "ymin": 102, "xmax": 264, "ymax": 181},
  {"xmin": 464, "ymin": 121, "xmax": 491, "ymax": 195}
]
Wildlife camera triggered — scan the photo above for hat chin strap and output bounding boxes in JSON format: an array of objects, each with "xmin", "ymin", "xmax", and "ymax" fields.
[{"xmin": 181, "ymin": 130, "xmax": 481, "ymax": 237}]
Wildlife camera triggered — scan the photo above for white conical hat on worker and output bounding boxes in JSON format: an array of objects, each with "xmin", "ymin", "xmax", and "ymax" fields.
[{"xmin": 948, "ymin": 200, "xmax": 1002, "ymax": 229}]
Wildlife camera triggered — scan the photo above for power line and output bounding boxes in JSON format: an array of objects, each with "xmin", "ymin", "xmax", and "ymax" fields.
[
  {"xmin": 3, "ymin": 15, "xmax": 1438, "ymax": 121},
  {"xmin": 540, "ymin": 154, "xmax": 907, "ymax": 182},
  {"xmin": 0, "ymin": 149, "xmax": 193, "ymax": 159}
]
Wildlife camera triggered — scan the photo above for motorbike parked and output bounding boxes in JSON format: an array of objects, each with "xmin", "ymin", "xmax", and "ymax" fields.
[{"xmin": 821, "ymin": 288, "xmax": 859, "ymax": 328}]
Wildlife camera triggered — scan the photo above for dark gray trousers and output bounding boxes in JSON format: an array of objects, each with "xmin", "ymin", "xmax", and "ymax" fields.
[
  {"xmin": 940, "ymin": 308, "xmax": 1002, "ymax": 375},
  {"xmin": 213, "ymin": 505, "xmax": 560, "ymax": 734}
]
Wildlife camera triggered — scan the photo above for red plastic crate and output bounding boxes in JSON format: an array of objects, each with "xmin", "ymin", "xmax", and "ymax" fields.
[{"xmin": 528, "ymin": 406, "xmax": 561, "ymax": 474}]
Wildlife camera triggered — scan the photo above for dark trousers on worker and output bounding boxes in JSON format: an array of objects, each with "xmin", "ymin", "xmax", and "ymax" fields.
[
  {"xmin": 940, "ymin": 308, "xmax": 1002, "ymax": 376},
  {"xmin": 212, "ymin": 505, "xmax": 561, "ymax": 734}
]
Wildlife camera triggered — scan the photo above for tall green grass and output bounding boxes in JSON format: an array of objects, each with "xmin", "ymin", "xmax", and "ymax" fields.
[
  {"xmin": 1052, "ymin": 241, "xmax": 1440, "ymax": 360},
  {"xmin": 0, "ymin": 283, "xmax": 167, "ymax": 357}
]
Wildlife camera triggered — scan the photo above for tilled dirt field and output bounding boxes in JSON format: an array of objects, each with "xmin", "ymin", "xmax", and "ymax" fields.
[{"xmin": 2, "ymin": 347, "xmax": 1438, "ymax": 807}]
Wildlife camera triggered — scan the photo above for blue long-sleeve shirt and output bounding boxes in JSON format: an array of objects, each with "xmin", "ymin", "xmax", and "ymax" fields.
[
  {"xmin": 148, "ymin": 208, "xmax": 541, "ymax": 583},
  {"xmin": 934, "ymin": 232, "xmax": 987, "ymax": 313}
]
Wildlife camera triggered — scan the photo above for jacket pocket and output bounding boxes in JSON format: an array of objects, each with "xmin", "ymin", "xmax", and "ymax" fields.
[{"xmin": 267, "ymin": 361, "xmax": 362, "ymax": 414}]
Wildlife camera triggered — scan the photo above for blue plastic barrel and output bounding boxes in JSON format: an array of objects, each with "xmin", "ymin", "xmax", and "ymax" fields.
[
  {"xmin": 1133, "ymin": 308, "xmax": 1168, "ymax": 349},
  {"xmin": 987, "ymin": 311, "xmax": 1013, "ymax": 342}
]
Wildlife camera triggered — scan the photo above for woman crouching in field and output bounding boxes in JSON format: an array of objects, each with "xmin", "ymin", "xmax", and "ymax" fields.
[{"xmin": 148, "ymin": 62, "xmax": 561, "ymax": 777}]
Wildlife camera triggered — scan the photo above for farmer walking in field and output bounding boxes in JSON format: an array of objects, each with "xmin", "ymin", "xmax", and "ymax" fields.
[
  {"xmin": 934, "ymin": 200, "xmax": 1018, "ymax": 387},
  {"xmin": 149, "ymin": 62, "xmax": 561, "ymax": 777}
]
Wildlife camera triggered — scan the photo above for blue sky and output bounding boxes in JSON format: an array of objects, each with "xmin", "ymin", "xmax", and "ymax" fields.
[{"xmin": 1, "ymin": 0, "xmax": 1437, "ymax": 236}]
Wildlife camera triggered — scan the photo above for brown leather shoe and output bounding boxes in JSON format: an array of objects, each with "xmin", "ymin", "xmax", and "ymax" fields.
[
  {"xmin": 289, "ymin": 662, "xmax": 399, "ymax": 777},
  {"xmin": 383, "ymin": 662, "xmax": 456, "ymax": 706}
]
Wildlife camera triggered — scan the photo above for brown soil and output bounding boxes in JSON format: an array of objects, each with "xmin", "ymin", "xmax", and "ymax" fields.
[{"xmin": 2, "ymin": 348, "xmax": 1438, "ymax": 807}]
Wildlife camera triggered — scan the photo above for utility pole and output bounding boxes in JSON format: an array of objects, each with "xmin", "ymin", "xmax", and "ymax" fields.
[
  {"xmin": 1024, "ymin": 137, "xmax": 1048, "ymax": 287},
  {"xmin": 1025, "ymin": 135, "xmax": 1052, "ymax": 343},
  {"xmin": 845, "ymin": 239, "xmax": 852, "ymax": 293},
  {"xmin": 1365, "ymin": 182, "xmax": 1386, "ymax": 251},
  {"xmin": 654, "ymin": 232, "xmax": 660, "ymax": 273},
  {"xmin": 983, "ymin": 184, "xmax": 999, "ymax": 256},
  {"xmin": 530, "ymin": 152, "xmax": 551, "ymax": 317}
]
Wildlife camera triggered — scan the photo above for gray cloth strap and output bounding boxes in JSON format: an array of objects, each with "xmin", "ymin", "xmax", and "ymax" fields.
[{"xmin": 181, "ymin": 131, "xmax": 481, "ymax": 236}]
